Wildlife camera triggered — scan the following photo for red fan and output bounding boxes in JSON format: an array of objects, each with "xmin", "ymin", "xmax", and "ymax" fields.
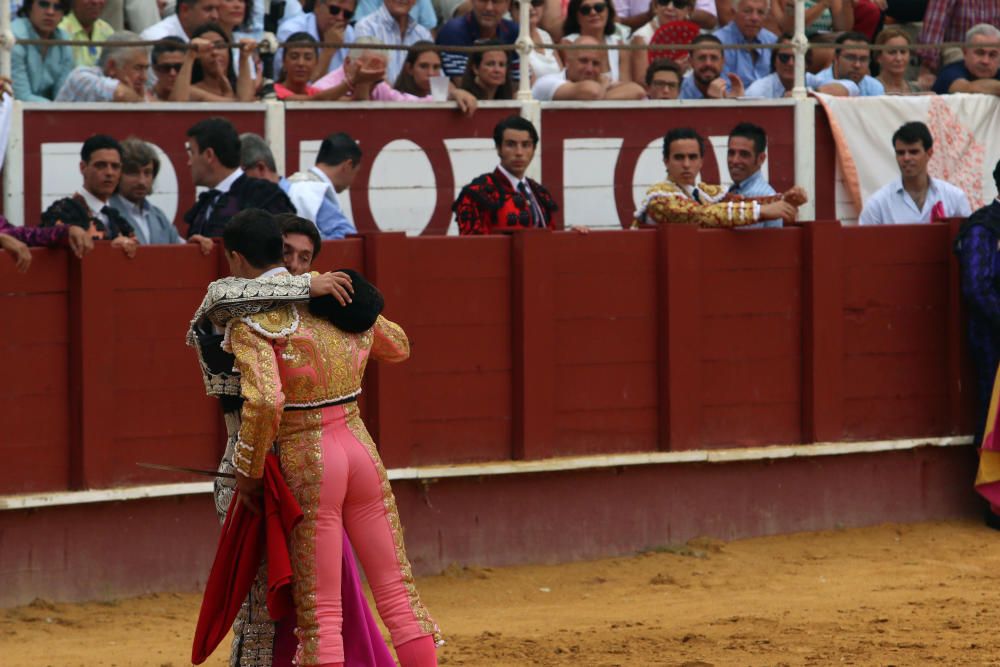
[{"xmin": 648, "ymin": 20, "xmax": 701, "ymax": 63}]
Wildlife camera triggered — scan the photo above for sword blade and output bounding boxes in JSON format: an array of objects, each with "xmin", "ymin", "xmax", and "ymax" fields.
[{"xmin": 136, "ymin": 462, "xmax": 235, "ymax": 479}]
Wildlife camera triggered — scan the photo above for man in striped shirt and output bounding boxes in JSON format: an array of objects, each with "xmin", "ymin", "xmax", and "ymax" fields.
[{"xmin": 435, "ymin": 0, "xmax": 518, "ymax": 81}]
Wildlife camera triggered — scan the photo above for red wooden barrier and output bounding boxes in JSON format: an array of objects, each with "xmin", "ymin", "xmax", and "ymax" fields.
[
  {"xmin": 0, "ymin": 224, "xmax": 976, "ymax": 495},
  {"xmin": 0, "ymin": 249, "xmax": 71, "ymax": 493}
]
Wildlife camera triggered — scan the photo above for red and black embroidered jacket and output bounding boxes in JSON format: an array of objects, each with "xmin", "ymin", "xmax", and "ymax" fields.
[{"xmin": 452, "ymin": 168, "xmax": 559, "ymax": 235}]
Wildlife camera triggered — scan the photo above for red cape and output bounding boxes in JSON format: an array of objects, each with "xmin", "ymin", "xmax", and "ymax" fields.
[{"xmin": 192, "ymin": 454, "xmax": 302, "ymax": 665}]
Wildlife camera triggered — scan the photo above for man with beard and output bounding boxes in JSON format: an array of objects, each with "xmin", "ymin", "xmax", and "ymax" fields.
[
  {"xmin": 634, "ymin": 127, "xmax": 805, "ymax": 228},
  {"xmin": 108, "ymin": 137, "xmax": 215, "ymax": 250},
  {"xmin": 679, "ymin": 34, "xmax": 744, "ymax": 99},
  {"xmin": 859, "ymin": 122, "xmax": 971, "ymax": 226}
]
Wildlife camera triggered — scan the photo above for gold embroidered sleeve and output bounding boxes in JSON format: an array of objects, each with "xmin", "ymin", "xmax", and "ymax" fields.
[
  {"xmin": 229, "ymin": 320, "xmax": 285, "ymax": 478},
  {"xmin": 646, "ymin": 195, "xmax": 761, "ymax": 228},
  {"xmin": 371, "ymin": 314, "xmax": 410, "ymax": 363}
]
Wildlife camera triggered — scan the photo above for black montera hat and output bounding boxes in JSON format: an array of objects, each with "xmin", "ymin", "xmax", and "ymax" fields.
[{"xmin": 308, "ymin": 269, "xmax": 385, "ymax": 333}]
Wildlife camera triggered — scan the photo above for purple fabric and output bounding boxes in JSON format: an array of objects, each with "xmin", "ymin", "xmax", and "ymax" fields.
[
  {"xmin": 270, "ymin": 532, "xmax": 394, "ymax": 667},
  {"xmin": 0, "ymin": 216, "xmax": 67, "ymax": 247},
  {"xmin": 341, "ymin": 533, "xmax": 397, "ymax": 667}
]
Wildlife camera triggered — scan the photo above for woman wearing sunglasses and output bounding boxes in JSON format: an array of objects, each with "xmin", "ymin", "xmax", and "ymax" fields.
[
  {"xmin": 511, "ymin": 0, "xmax": 561, "ymax": 83},
  {"xmin": 560, "ymin": 0, "xmax": 632, "ymax": 83},
  {"xmin": 629, "ymin": 0, "xmax": 695, "ymax": 86},
  {"xmin": 11, "ymin": 0, "xmax": 75, "ymax": 101}
]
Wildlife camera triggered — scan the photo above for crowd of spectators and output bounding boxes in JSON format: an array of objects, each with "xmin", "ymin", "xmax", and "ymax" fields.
[{"xmin": 2, "ymin": 0, "xmax": 998, "ymax": 104}]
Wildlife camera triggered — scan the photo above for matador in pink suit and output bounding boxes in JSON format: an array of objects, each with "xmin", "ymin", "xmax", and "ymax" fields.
[{"xmin": 221, "ymin": 209, "xmax": 441, "ymax": 667}]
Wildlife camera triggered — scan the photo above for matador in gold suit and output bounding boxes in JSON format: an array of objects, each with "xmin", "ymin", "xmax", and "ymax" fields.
[
  {"xmin": 226, "ymin": 271, "xmax": 440, "ymax": 667},
  {"xmin": 633, "ymin": 179, "xmax": 787, "ymax": 227}
]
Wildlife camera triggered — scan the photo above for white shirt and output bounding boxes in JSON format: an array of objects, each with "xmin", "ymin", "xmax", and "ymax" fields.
[
  {"xmin": 202, "ymin": 167, "xmax": 245, "ymax": 221},
  {"xmin": 531, "ymin": 70, "xmax": 567, "ymax": 101},
  {"xmin": 258, "ymin": 266, "xmax": 288, "ymax": 279},
  {"xmin": 528, "ymin": 30, "xmax": 562, "ymax": 81},
  {"xmin": 77, "ymin": 188, "xmax": 110, "ymax": 225},
  {"xmin": 859, "ymin": 176, "xmax": 972, "ymax": 225},
  {"xmin": 141, "ymin": 14, "xmax": 188, "ymax": 42}
]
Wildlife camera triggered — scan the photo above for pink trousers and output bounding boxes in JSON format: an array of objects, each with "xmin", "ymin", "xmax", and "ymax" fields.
[{"xmin": 279, "ymin": 404, "xmax": 439, "ymax": 667}]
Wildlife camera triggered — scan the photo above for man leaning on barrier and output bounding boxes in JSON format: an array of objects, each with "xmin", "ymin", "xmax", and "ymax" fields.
[
  {"xmin": 531, "ymin": 35, "xmax": 644, "ymax": 101},
  {"xmin": 932, "ymin": 23, "xmax": 1000, "ymax": 97},
  {"xmin": 814, "ymin": 30, "xmax": 884, "ymax": 97},
  {"xmin": 634, "ymin": 127, "xmax": 805, "ymax": 228},
  {"xmin": 55, "ymin": 30, "xmax": 151, "ymax": 102}
]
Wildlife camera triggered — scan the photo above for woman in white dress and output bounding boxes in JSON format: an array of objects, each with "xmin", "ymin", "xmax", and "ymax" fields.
[{"xmin": 512, "ymin": 0, "xmax": 562, "ymax": 83}]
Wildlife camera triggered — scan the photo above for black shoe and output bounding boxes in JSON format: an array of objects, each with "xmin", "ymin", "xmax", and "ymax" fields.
[{"xmin": 985, "ymin": 509, "xmax": 1000, "ymax": 531}]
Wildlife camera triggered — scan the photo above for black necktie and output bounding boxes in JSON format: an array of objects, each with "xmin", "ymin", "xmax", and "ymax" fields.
[
  {"xmin": 518, "ymin": 182, "xmax": 544, "ymax": 227},
  {"xmin": 692, "ymin": 188, "xmax": 702, "ymax": 204}
]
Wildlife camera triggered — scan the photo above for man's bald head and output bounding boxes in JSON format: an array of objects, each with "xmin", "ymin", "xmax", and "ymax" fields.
[{"xmin": 566, "ymin": 35, "xmax": 603, "ymax": 83}]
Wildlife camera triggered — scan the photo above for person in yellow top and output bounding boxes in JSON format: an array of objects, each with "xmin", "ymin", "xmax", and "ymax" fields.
[
  {"xmin": 633, "ymin": 127, "xmax": 807, "ymax": 228},
  {"xmin": 60, "ymin": 0, "xmax": 116, "ymax": 67}
]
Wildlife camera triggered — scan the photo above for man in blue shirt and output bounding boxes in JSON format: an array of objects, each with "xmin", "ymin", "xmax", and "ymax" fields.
[
  {"xmin": 435, "ymin": 0, "xmax": 518, "ymax": 80},
  {"xmin": 744, "ymin": 33, "xmax": 860, "ymax": 98},
  {"xmin": 932, "ymin": 23, "xmax": 1000, "ymax": 96},
  {"xmin": 679, "ymin": 34, "xmax": 744, "ymax": 100},
  {"xmin": 713, "ymin": 0, "xmax": 776, "ymax": 87},
  {"xmin": 814, "ymin": 31, "xmax": 884, "ymax": 96},
  {"xmin": 286, "ymin": 132, "xmax": 360, "ymax": 240},
  {"xmin": 726, "ymin": 122, "xmax": 781, "ymax": 229},
  {"xmin": 275, "ymin": 0, "xmax": 357, "ymax": 79}
]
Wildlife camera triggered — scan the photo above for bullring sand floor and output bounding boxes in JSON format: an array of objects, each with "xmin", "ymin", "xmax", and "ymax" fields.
[{"xmin": 3, "ymin": 520, "xmax": 999, "ymax": 666}]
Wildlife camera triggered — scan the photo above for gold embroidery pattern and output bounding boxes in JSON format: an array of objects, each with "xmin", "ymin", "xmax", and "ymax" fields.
[
  {"xmin": 344, "ymin": 403, "xmax": 442, "ymax": 645},
  {"xmin": 277, "ymin": 408, "xmax": 325, "ymax": 667},
  {"xmin": 230, "ymin": 322, "xmax": 284, "ymax": 478},
  {"xmin": 371, "ymin": 315, "xmax": 410, "ymax": 363},
  {"xmin": 229, "ymin": 559, "xmax": 277, "ymax": 667},
  {"xmin": 634, "ymin": 180, "xmax": 760, "ymax": 228}
]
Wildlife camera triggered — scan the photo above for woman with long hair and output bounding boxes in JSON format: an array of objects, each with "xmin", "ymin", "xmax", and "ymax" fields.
[
  {"xmin": 511, "ymin": 0, "xmax": 561, "ymax": 83},
  {"xmin": 11, "ymin": 0, "xmax": 75, "ymax": 101},
  {"xmin": 171, "ymin": 22, "xmax": 257, "ymax": 102},
  {"xmin": 459, "ymin": 41, "xmax": 514, "ymax": 100},
  {"xmin": 560, "ymin": 0, "xmax": 630, "ymax": 83},
  {"xmin": 393, "ymin": 42, "xmax": 443, "ymax": 97}
]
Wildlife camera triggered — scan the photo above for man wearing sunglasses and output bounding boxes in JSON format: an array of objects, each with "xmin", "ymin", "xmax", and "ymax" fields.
[
  {"xmin": 149, "ymin": 36, "xmax": 187, "ymax": 100},
  {"xmin": 141, "ymin": 0, "xmax": 220, "ymax": 43},
  {"xmin": 814, "ymin": 31, "xmax": 884, "ymax": 96},
  {"xmin": 744, "ymin": 33, "xmax": 859, "ymax": 98},
  {"xmin": 713, "ymin": 0, "xmax": 776, "ymax": 86},
  {"xmin": 276, "ymin": 0, "xmax": 358, "ymax": 80},
  {"xmin": 436, "ymin": 0, "xmax": 518, "ymax": 81}
]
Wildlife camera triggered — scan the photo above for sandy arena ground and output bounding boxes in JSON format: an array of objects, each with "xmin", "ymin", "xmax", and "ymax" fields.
[{"xmin": 3, "ymin": 520, "xmax": 999, "ymax": 666}]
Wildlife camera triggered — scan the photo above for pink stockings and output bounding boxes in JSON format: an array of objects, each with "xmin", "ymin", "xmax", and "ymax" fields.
[{"xmin": 282, "ymin": 404, "xmax": 438, "ymax": 667}]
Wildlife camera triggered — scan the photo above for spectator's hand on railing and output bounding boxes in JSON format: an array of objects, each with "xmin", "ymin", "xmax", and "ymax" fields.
[
  {"xmin": 725, "ymin": 73, "xmax": 745, "ymax": 99},
  {"xmin": 760, "ymin": 201, "xmax": 798, "ymax": 224},
  {"xmin": 782, "ymin": 186, "xmax": 808, "ymax": 207},
  {"xmin": 67, "ymin": 225, "xmax": 94, "ymax": 258},
  {"xmin": 0, "ymin": 233, "xmax": 31, "ymax": 273},
  {"xmin": 191, "ymin": 37, "xmax": 215, "ymax": 59},
  {"xmin": 111, "ymin": 235, "xmax": 138, "ymax": 259},
  {"xmin": 188, "ymin": 234, "xmax": 214, "ymax": 256},
  {"xmin": 238, "ymin": 38, "xmax": 257, "ymax": 63},
  {"xmin": 310, "ymin": 271, "xmax": 355, "ymax": 306},
  {"xmin": 569, "ymin": 225, "xmax": 590, "ymax": 234},
  {"xmin": 449, "ymin": 88, "xmax": 478, "ymax": 117}
]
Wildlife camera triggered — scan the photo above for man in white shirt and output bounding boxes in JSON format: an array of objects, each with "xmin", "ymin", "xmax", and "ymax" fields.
[
  {"xmin": 285, "ymin": 132, "xmax": 360, "ymax": 240},
  {"xmin": 141, "ymin": 0, "xmax": 219, "ymax": 42},
  {"xmin": 531, "ymin": 35, "xmax": 644, "ymax": 101},
  {"xmin": 860, "ymin": 121, "xmax": 972, "ymax": 225}
]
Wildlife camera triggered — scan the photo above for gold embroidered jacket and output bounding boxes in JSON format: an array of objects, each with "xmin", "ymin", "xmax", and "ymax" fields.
[
  {"xmin": 634, "ymin": 180, "xmax": 775, "ymax": 228},
  {"xmin": 227, "ymin": 305, "xmax": 410, "ymax": 478}
]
